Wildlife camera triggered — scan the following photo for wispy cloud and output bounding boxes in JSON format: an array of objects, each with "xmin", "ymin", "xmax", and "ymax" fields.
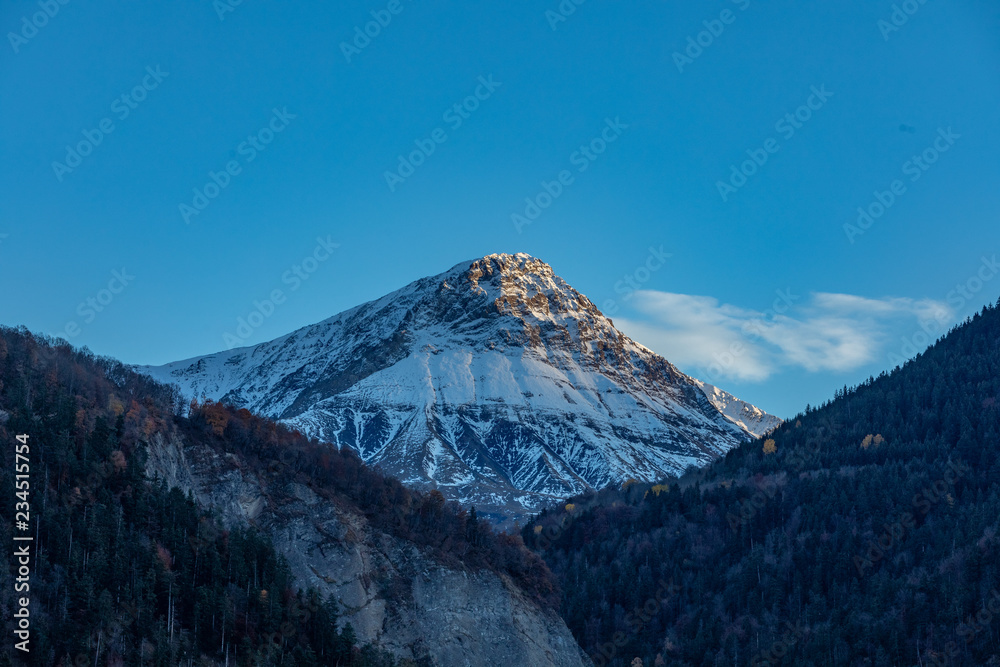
[{"xmin": 616, "ymin": 291, "xmax": 951, "ymax": 382}]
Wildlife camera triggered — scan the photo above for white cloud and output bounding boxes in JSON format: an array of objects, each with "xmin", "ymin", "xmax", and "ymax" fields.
[{"xmin": 615, "ymin": 291, "xmax": 952, "ymax": 383}]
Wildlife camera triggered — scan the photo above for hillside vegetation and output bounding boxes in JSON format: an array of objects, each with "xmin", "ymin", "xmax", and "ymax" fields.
[
  {"xmin": 526, "ymin": 300, "xmax": 1000, "ymax": 667},
  {"xmin": 0, "ymin": 327, "xmax": 554, "ymax": 666}
]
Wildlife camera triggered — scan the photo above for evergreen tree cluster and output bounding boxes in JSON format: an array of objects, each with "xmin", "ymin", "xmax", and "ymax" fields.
[
  {"xmin": 182, "ymin": 399, "xmax": 557, "ymax": 610},
  {"xmin": 0, "ymin": 327, "xmax": 512, "ymax": 665},
  {"xmin": 525, "ymin": 300, "xmax": 1000, "ymax": 666}
]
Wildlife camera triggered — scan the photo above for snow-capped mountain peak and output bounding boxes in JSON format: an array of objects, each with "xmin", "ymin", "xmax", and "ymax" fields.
[{"xmin": 141, "ymin": 253, "xmax": 779, "ymax": 520}]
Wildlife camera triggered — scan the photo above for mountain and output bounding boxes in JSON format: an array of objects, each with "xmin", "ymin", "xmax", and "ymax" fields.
[
  {"xmin": 148, "ymin": 405, "xmax": 588, "ymax": 667},
  {"xmin": 691, "ymin": 379, "xmax": 782, "ymax": 438},
  {"xmin": 142, "ymin": 253, "xmax": 778, "ymax": 519},
  {"xmin": 525, "ymin": 299, "xmax": 1000, "ymax": 666},
  {"xmin": 0, "ymin": 327, "xmax": 589, "ymax": 666}
]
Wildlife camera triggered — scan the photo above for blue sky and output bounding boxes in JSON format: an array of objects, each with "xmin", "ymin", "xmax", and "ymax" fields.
[{"xmin": 2, "ymin": 0, "xmax": 998, "ymax": 418}]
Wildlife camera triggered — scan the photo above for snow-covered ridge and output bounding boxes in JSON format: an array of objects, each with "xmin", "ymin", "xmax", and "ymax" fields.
[
  {"xmin": 691, "ymin": 380, "xmax": 782, "ymax": 438},
  {"xmin": 140, "ymin": 253, "xmax": 780, "ymax": 520}
]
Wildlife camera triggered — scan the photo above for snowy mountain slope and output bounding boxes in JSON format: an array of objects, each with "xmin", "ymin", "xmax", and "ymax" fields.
[
  {"xmin": 140, "ymin": 253, "xmax": 779, "ymax": 519},
  {"xmin": 692, "ymin": 380, "xmax": 783, "ymax": 438}
]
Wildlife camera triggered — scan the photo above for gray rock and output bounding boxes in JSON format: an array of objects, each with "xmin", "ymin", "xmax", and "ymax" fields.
[{"xmin": 146, "ymin": 433, "xmax": 591, "ymax": 667}]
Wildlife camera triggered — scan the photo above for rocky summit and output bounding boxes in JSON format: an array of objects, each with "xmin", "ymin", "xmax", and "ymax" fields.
[{"xmin": 142, "ymin": 253, "xmax": 780, "ymax": 520}]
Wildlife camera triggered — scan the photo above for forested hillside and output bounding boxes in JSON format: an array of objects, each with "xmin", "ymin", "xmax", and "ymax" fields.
[
  {"xmin": 0, "ymin": 327, "xmax": 554, "ymax": 666},
  {"xmin": 526, "ymin": 300, "xmax": 1000, "ymax": 667}
]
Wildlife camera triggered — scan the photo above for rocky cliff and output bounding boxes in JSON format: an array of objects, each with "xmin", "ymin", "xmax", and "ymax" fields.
[{"xmin": 146, "ymin": 431, "xmax": 591, "ymax": 667}]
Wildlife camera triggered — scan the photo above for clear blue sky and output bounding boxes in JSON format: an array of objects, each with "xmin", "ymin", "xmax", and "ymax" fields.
[{"xmin": 2, "ymin": 0, "xmax": 998, "ymax": 418}]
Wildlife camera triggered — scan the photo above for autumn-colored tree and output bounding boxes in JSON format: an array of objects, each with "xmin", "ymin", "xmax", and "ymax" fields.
[
  {"xmin": 110, "ymin": 450, "xmax": 127, "ymax": 472},
  {"xmin": 762, "ymin": 438, "xmax": 777, "ymax": 454},
  {"xmin": 201, "ymin": 399, "xmax": 231, "ymax": 436}
]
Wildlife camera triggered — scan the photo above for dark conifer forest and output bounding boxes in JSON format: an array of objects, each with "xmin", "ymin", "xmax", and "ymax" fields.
[
  {"xmin": 3, "ymin": 300, "xmax": 1000, "ymax": 666},
  {"xmin": 525, "ymin": 300, "xmax": 1000, "ymax": 667},
  {"xmin": 0, "ymin": 327, "xmax": 553, "ymax": 666}
]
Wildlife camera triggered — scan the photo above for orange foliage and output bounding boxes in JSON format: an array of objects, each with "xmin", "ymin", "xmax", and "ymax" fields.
[
  {"xmin": 110, "ymin": 450, "xmax": 127, "ymax": 472},
  {"xmin": 156, "ymin": 543, "xmax": 173, "ymax": 571},
  {"xmin": 201, "ymin": 400, "xmax": 230, "ymax": 436},
  {"xmin": 108, "ymin": 395, "xmax": 125, "ymax": 417}
]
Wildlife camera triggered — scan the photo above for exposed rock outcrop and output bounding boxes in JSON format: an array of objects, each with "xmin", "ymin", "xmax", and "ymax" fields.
[{"xmin": 146, "ymin": 432, "xmax": 591, "ymax": 667}]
